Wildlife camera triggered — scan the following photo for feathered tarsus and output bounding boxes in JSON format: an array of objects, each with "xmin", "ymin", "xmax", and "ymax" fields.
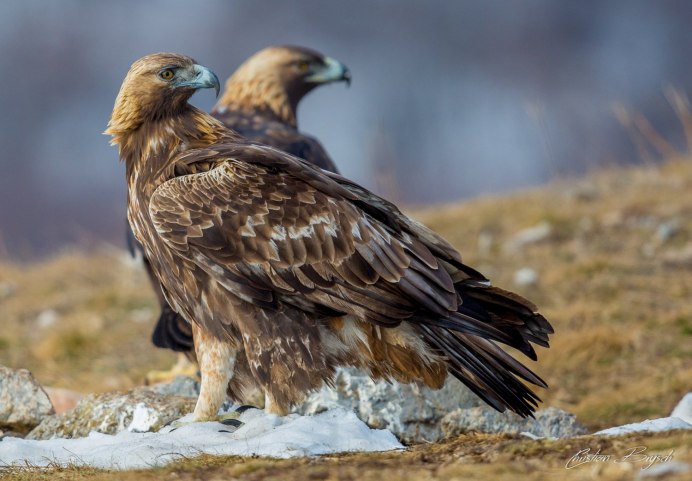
[{"xmin": 108, "ymin": 53, "xmax": 553, "ymax": 421}]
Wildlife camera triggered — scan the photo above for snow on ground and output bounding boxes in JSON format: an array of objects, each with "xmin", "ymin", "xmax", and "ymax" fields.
[
  {"xmin": 594, "ymin": 417, "xmax": 692, "ymax": 436},
  {"xmin": 0, "ymin": 408, "xmax": 402, "ymax": 470},
  {"xmin": 2, "ymin": 393, "xmax": 691, "ymax": 470},
  {"xmin": 594, "ymin": 392, "xmax": 692, "ymax": 436},
  {"xmin": 671, "ymin": 393, "xmax": 692, "ymax": 424}
]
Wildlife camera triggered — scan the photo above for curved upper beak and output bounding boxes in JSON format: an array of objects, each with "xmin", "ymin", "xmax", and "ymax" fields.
[
  {"xmin": 305, "ymin": 57, "xmax": 351, "ymax": 86},
  {"xmin": 176, "ymin": 64, "xmax": 221, "ymax": 97}
]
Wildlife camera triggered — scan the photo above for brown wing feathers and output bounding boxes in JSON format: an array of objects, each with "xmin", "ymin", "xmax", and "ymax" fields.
[
  {"xmin": 148, "ymin": 142, "xmax": 552, "ymax": 416},
  {"xmin": 145, "ymin": 46, "xmax": 347, "ymax": 355}
]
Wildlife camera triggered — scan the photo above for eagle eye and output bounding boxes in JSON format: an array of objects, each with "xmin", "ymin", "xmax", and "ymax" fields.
[
  {"xmin": 159, "ymin": 68, "xmax": 175, "ymax": 80},
  {"xmin": 296, "ymin": 61, "xmax": 310, "ymax": 73}
]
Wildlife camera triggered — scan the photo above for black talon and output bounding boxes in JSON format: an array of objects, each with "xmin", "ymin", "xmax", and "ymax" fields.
[
  {"xmin": 163, "ymin": 419, "xmax": 179, "ymax": 431},
  {"xmin": 220, "ymin": 418, "xmax": 243, "ymax": 427},
  {"xmin": 218, "ymin": 429, "xmax": 233, "ymax": 433},
  {"xmin": 235, "ymin": 405, "xmax": 258, "ymax": 413}
]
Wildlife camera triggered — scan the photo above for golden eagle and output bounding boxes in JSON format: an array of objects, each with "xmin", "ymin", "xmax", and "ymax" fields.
[
  {"xmin": 131, "ymin": 46, "xmax": 350, "ymax": 358},
  {"xmin": 108, "ymin": 53, "xmax": 553, "ymax": 421},
  {"xmin": 212, "ymin": 45, "xmax": 349, "ymax": 172}
]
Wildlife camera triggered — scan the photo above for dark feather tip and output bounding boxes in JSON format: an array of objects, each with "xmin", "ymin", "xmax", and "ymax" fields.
[
  {"xmin": 220, "ymin": 419, "xmax": 243, "ymax": 427},
  {"xmin": 235, "ymin": 405, "xmax": 259, "ymax": 414}
]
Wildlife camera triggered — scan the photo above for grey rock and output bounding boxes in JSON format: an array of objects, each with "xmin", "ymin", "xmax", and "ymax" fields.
[
  {"xmin": 477, "ymin": 231, "xmax": 494, "ymax": 256},
  {"xmin": 636, "ymin": 462, "xmax": 690, "ymax": 480},
  {"xmin": 662, "ymin": 243, "xmax": 692, "ymax": 267},
  {"xmin": 0, "ymin": 282, "xmax": 16, "ymax": 300},
  {"xmin": 564, "ymin": 182, "xmax": 600, "ymax": 202},
  {"xmin": 503, "ymin": 222, "xmax": 552, "ymax": 254},
  {"xmin": 27, "ymin": 388, "xmax": 194, "ymax": 440},
  {"xmin": 296, "ymin": 368, "xmax": 483, "ymax": 443},
  {"xmin": 656, "ymin": 219, "xmax": 680, "ymax": 243},
  {"xmin": 513, "ymin": 267, "xmax": 539, "ymax": 287},
  {"xmin": 35, "ymin": 309, "xmax": 59, "ymax": 329},
  {"xmin": 441, "ymin": 406, "xmax": 587, "ymax": 439},
  {"xmin": 148, "ymin": 375, "xmax": 199, "ymax": 398},
  {"xmin": 297, "ymin": 369, "xmax": 586, "ymax": 442},
  {"xmin": 0, "ymin": 428, "xmax": 25, "ymax": 440},
  {"xmin": 0, "ymin": 366, "xmax": 55, "ymax": 434}
]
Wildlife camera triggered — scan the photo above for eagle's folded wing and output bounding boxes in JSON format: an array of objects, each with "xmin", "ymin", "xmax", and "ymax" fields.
[
  {"xmin": 150, "ymin": 143, "xmax": 551, "ymax": 417},
  {"xmin": 150, "ymin": 145, "xmax": 530, "ymax": 350},
  {"xmin": 151, "ymin": 151, "xmax": 451, "ymax": 323}
]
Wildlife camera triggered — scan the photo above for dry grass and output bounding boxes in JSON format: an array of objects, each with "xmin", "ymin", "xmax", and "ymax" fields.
[
  {"xmin": 0, "ymin": 250, "xmax": 174, "ymax": 393},
  {"xmin": 1, "ymin": 160, "xmax": 692, "ymax": 480},
  {"xmin": 2, "ymin": 431, "xmax": 690, "ymax": 481},
  {"xmin": 415, "ymin": 159, "xmax": 692, "ymax": 429}
]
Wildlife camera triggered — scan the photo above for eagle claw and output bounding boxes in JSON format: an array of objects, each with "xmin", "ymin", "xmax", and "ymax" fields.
[
  {"xmin": 165, "ymin": 410, "xmax": 245, "ymax": 431},
  {"xmin": 220, "ymin": 418, "xmax": 243, "ymax": 427},
  {"xmin": 234, "ymin": 404, "xmax": 259, "ymax": 414}
]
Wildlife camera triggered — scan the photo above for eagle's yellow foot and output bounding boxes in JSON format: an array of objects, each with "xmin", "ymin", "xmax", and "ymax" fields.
[{"xmin": 145, "ymin": 353, "xmax": 198, "ymax": 385}]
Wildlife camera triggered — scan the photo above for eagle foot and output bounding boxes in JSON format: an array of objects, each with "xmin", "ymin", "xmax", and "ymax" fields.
[
  {"xmin": 165, "ymin": 410, "xmax": 246, "ymax": 432},
  {"xmin": 212, "ymin": 405, "xmax": 260, "ymax": 430}
]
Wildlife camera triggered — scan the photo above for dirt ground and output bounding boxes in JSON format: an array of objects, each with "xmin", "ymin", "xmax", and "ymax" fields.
[{"xmin": 1, "ymin": 160, "xmax": 691, "ymax": 480}]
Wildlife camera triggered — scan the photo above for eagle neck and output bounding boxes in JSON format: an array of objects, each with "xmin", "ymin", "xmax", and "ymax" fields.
[
  {"xmin": 215, "ymin": 76, "xmax": 301, "ymax": 128},
  {"xmin": 120, "ymin": 106, "xmax": 231, "ymax": 196}
]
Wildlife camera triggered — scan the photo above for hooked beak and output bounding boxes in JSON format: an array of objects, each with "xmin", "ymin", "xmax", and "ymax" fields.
[
  {"xmin": 305, "ymin": 57, "xmax": 351, "ymax": 87},
  {"xmin": 176, "ymin": 64, "xmax": 221, "ymax": 97}
]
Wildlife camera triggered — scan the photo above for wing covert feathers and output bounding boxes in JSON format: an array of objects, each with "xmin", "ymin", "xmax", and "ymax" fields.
[{"xmin": 148, "ymin": 142, "xmax": 553, "ymax": 417}]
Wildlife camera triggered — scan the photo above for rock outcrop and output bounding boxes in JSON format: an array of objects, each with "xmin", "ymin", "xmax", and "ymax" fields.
[{"xmin": 0, "ymin": 366, "xmax": 55, "ymax": 435}]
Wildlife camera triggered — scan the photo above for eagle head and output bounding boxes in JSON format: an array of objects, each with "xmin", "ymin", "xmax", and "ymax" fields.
[
  {"xmin": 270, "ymin": 45, "xmax": 351, "ymax": 88},
  {"xmin": 216, "ymin": 46, "xmax": 350, "ymax": 126},
  {"xmin": 106, "ymin": 53, "xmax": 220, "ymax": 139}
]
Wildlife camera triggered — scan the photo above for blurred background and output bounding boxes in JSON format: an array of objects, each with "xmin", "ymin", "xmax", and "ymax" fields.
[
  {"xmin": 1, "ymin": 1, "xmax": 691, "ymax": 443},
  {"xmin": 2, "ymin": 0, "xmax": 692, "ymax": 258}
]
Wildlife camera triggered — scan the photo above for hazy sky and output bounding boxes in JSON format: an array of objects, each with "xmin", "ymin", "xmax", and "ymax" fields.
[{"xmin": 1, "ymin": 0, "xmax": 692, "ymax": 257}]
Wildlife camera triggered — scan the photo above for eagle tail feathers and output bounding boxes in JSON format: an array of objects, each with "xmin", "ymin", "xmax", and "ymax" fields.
[
  {"xmin": 420, "ymin": 324, "xmax": 544, "ymax": 418},
  {"xmin": 416, "ymin": 283, "xmax": 553, "ymax": 417}
]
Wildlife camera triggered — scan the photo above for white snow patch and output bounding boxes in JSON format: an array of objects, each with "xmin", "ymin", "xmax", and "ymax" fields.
[
  {"xmin": 594, "ymin": 392, "xmax": 692, "ymax": 436},
  {"xmin": 636, "ymin": 461, "xmax": 691, "ymax": 479},
  {"xmin": 594, "ymin": 417, "xmax": 692, "ymax": 436},
  {"xmin": 670, "ymin": 392, "xmax": 692, "ymax": 424},
  {"xmin": 519, "ymin": 431, "xmax": 545, "ymax": 440},
  {"xmin": 0, "ymin": 408, "xmax": 402, "ymax": 470},
  {"xmin": 127, "ymin": 403, "xmax": 160, "ymax": 433}
]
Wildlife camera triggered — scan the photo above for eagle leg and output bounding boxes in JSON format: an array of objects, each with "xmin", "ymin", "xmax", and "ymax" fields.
[
  {"xmin": 191, "ymin": 323, "xmax": 238, "ymax": 422},
  {"xmin": 264, "ymin": 392, "xmax": 290, "ymax": 416}
]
